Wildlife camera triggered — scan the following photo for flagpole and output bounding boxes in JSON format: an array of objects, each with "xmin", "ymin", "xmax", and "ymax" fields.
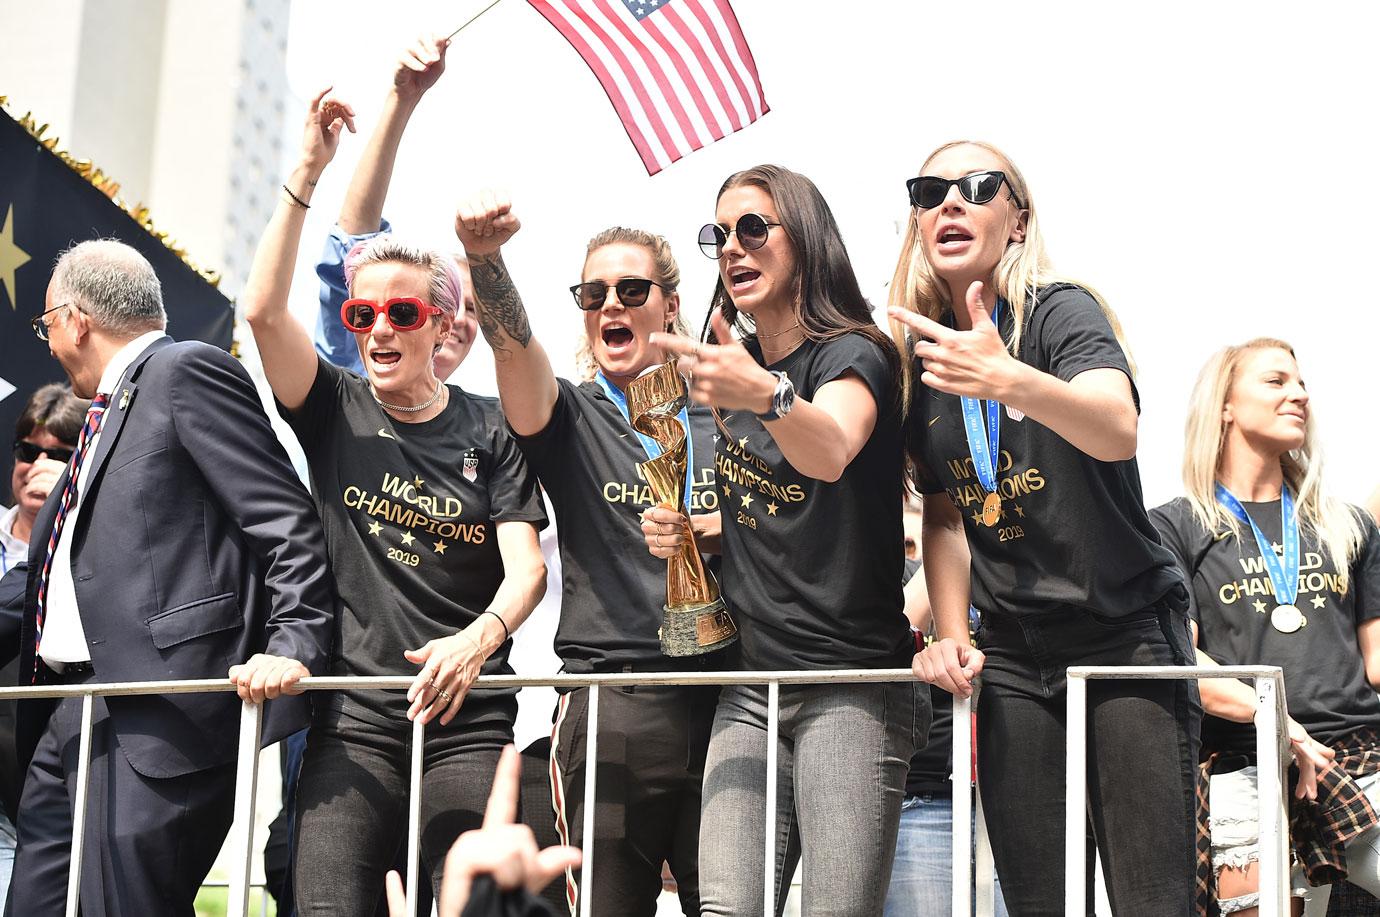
[{"xmin": 447, "ymin": 0, "xmax": 505, "ymax": 40}]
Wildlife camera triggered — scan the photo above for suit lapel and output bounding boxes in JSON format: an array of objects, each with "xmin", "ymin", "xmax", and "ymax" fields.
[{"xmin": 78, "ymin": 336, "xmax": 170, "ymax": 494}]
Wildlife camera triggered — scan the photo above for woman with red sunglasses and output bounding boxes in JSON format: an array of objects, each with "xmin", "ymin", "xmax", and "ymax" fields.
[
  {"xmin": 890, "ymin": 140, "xmax": 1199, "ymax": 915},
  {"xmin": 242, "ymin": 92, "xmax": 548, "ymax": 914}
]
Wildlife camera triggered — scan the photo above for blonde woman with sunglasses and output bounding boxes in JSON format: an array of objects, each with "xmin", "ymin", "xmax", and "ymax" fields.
[{"xmin": 891, "ymin": 141, "xmax": 1199, "ymax": 915}]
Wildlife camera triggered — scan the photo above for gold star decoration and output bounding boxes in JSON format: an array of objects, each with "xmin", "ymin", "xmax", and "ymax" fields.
[
  {"xmin": 434, "ymin": 539, "xmax": 448, "ymax": 555},
  {"xmin": 766, "ymin": 501, "xmax": 778, "ymax": 516},
  {"xmin": 414, "ymin": 476, "xmax": 424, "ymax": 489},
  {"xmin": 1270, "ymin": 542, "xmax": 1283, "ymax": 555},
  {"xmin": 367, "ymin": 521, "xmax": 382, "ymax": 536},
  {"xmin": 740, "ymin": 492, "xmax": 753, "ymax": 509},
  {"xmin": 972, "ymin": 511, "xmax": 984, "ymax": 525},
  {"xmin": 722, "ymin": 484, "xmax": 731, "ymax": 497},
  {"xmin": 0, "ymin": 204, "xmax": 31, "ymax": 310},
  {"xmin": 400, "ymin": 531, "xmax": 416, "ymax": 547},
  {"xmin": 738, "ymin": 437, "xmax": 749, "ymax": 449},
  {"xmin": 1013, "ymin": 505, "xmax": 1025, "ymax": 518},
  {"xmin": 1252, "ymin": 600, "xmax": 1267, "ymax": 614},
  {"xmin": 1310, "ymin": 594, "xmax": 1327, "ymax": 610}
]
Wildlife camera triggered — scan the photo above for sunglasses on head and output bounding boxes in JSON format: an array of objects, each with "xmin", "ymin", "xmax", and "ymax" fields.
[
  {"xmin": 698, "ymin": 213, "xmax": 781, "ymax": 260},
  {"xmin": 340, "ymin": 297, "xmax": 444, "ymax": 333},
  {"xmin": 13, "ymin": 440, "xmax": 75, "ymax": 465},
  {"xmin": 569, "ymin": 278, "xmax": 671, "ymax": 311},
  {"xmin": 906, "ymin": 171, "xmax": 1020, "ymax": 210}
]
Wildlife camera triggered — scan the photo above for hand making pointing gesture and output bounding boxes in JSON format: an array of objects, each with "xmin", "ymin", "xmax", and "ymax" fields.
[
  {"xmin": 888, "ymin": 280, "xmax": 1021, "ymax": 402},
  {"xmin": 649, "ymin": 309, "xmax": 777, "ymax": 414}
]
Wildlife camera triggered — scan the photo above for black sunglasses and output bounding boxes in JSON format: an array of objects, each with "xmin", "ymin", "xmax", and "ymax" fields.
[
  {"xmin": 13, "ymin": 439, "xmax": 75, "ymax": 465},
  {"xmin": 698, "ymin": 213, "xmax": 781, "ymax": 260},
  {"xmin": 906, "ymin": 171, "xmax": 1021, "ymax": 209},
  {"xmin": 569, "ymin": 278, "xmax": 671, "ymax": 311}
]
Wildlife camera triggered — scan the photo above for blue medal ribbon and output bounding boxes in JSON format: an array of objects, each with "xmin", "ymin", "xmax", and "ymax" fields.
[
  {"xmin": 595, "ymin": 371, "xmax": 696, "ymax": 505},
  {"xmin": 958, "ymin": 299, "xmax": 1004, "ymax": 496},
  {"xmin": 1214, "ymin": 482, "xmax": 1300, "ymax": 607}
]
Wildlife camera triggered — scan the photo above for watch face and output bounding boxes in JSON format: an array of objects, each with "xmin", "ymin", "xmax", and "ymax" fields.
[{"xmin": 776, "ymin": 374, "xmax": 796, "ymax": 415}]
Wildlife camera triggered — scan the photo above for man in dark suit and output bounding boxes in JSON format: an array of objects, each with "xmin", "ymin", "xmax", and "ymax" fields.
[{"xmin": 7, "ymin": 239, "xmax": 336, "ymax": 917}]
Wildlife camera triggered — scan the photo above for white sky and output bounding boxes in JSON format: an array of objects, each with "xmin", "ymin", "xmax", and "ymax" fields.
[{"xmin": 281, "ymin": 0, "xmax": 1380, "ymax": 509}]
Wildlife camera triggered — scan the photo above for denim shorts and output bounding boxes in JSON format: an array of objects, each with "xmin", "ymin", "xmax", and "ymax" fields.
[{"xmin": 1208, "ymin": 765, "xmax": 1318, "ymax": 912}]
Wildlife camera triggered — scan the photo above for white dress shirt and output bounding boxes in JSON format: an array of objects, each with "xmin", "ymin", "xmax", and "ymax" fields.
[
  {"xmin": 41, "ymin": 331, "xmax": 164, "ymax": 665},
  {"xmin": 0, "ymin": 505, "xmax": 25, "ymax": 576}
]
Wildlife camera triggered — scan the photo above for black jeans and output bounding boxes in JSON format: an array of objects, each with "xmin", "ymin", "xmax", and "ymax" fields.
[
  {"xmin": 292, "ymin": 700, "xmax": 512, "ymax": 916},
  {"xmin": 550, "ymin": 683, "xmax": 718, "ymax": 917},
  {"xmin": 976, "ymin": 596, "xmax": 1201, "ymax": 917}
]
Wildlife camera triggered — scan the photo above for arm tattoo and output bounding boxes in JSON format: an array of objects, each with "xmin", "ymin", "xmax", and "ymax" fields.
[{"xmin": 468, "ymin": 255, "xmax": 533, "ymax": 359}]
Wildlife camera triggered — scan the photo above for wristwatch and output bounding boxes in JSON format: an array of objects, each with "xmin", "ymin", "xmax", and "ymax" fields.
[{"xmin": 756, "ymin": 370, "xmax": 796, "ymax": 421}]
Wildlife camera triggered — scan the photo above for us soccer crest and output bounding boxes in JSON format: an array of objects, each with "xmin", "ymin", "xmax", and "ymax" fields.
[{"xmin": 462, "ymin": 448, "xmax": 479, "ymax": 483}]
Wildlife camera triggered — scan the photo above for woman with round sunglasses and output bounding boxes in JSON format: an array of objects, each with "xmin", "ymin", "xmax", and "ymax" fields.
[
  {"xmin": 454, "ymin": 191, "xmax": 719, "ymax": 916},
  {"xmin": 1151, "ymin": 339, "xmax": 1380, "ymax": 915},
  {"xmin": 889, "ymin": 140, "xmax": 1199, "ymax": 915},
  {"xmin": 242, "ymin": 93, "xmax": 549, "ymax": 914},
  {"xmin": 643, "ymin": 164, "xmax": 921, "ymax": 916}
]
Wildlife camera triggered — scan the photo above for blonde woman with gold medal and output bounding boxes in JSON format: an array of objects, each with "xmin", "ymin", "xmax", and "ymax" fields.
[
  {"xmin": 1152, "ymin": 338, "xmax": 1380, "ymax": 915},
  {"xmin": 890, "ymin": 140, "xmax": 1200, "ymax": 915}
]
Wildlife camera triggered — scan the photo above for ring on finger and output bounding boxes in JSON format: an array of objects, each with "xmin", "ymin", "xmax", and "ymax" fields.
[{"xmin": 437, "ymin": 690, "xmax": 453, "ymax": 703}]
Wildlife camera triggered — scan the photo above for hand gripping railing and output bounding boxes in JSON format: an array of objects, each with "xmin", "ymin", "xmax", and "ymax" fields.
[
  {"xmin": 1065, "ymin": 666, "xmax": 1289, "ymax": 917},
  {"xmin": 0, "ymin": 670, "xmax": 1002, "ymax": 917}
]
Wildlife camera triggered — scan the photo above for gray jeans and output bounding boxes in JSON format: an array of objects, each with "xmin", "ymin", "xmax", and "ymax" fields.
[{"xmin": 699, "ymin": 681, "xmax": 925, "ymax": 916}]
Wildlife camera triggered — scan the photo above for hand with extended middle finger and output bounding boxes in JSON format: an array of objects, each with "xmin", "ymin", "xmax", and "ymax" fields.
[
  {"xmin": 21, "ymin": 457, "xmax": 66, "ymax": 504},
  {"xmin": 454, "ymin": 191, "xmax": 521, "ymax": 260},
  {"xmin": 649, "ymin": 310, "xmax": 776, "ymax": 413},
  {"xmin": 887, "ymin": 281, "xmax": 1023, "ymax": 401},
  {"xmin": 300, "ymin": 87, "xmax": 356, "ymax": 174},
  {"xmin": 393, "ymin": 34, "xmax": 449, "ymax": 103},
  {"xmin": 384, "ymin": 745, "xmax": 581, "ymax": 917},
  {"xmin": 641, "ymin": 505, "xmax": 691, "ymax": 559},
  {"xmin": 228, "ymin": 654, "xmax": 311, "ymax": 704},
  {"xmin": 404, "ymin": 629, "xmax": 487, "ymax": 726}
]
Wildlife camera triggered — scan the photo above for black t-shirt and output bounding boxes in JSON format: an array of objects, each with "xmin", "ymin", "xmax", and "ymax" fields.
[
  {"xmin": 282, "ymin": 358, "xmax": 547, "ymax": 724},
  {"xmin": 514, "ymin": 378, "xmax": 720, "ymax": 672},
  {"xmin": 717, "ymin": 333, "xmax": 911, "ymax": 671},
  {"xmin": 907, "ymin": 284, "xmax": 1182, "ymax": 619},
  {"xmin": 1152, "ymin": 497, "xmax": 1380, "ymax": 755}
]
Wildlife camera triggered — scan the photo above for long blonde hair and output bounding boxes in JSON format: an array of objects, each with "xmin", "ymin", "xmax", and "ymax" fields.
[
  {"xmin": 1182, "ymin": 337, "xmax": 1363, "ymax": 570},
  {"xmin": 887, "ymin": 140, "xmax": 1134, "ymax": 407}
]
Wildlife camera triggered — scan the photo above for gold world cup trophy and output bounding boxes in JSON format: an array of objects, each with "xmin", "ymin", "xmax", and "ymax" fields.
[{"xmin": 627, "ymin": 361, "xmax": 737, "ymax": 656}]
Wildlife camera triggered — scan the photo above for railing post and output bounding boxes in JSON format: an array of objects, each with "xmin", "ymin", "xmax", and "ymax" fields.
[
  {"xmin": 580, "ymin": 685, "xmax": 600, "ymax": 917},
  {"xmin": 406, "ymin": 716, "xmax": 425, "ymax": 913},
  {"xmin": 1064, "ymin": 672, "xmax": 1088, "ymax": 916},
  {"xmin": 952, "ymin": 693, "xmax": 972, "ymax": 917},
  {"xmin": 227, "ymin": 700, "xmax": 264, "ymax": 917},
  {"xmin": 64, "ymin": 694, "xmax": 95, "ymax": 917},
  {"xmin": 975, "ymin": 780, "xmax": 995, "ymax": 917},
  {"xmin": 764, "ymin": 680, "xmax": 780, "ymax": 917},
  {"xmin": 1254, "ymin": 676, "xmax": 1286, "ymax": 917}
]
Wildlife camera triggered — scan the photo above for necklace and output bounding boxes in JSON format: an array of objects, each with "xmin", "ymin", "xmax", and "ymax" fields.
[
  {"xmin": 755, "ymin": 322, "xmax": 800, "ymax": 339},
  {"xmin": 374, "ymin": 380, "xmax": 443, "ymax": 414}
]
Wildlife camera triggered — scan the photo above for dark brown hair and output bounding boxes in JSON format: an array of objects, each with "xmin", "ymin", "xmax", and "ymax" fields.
[{"xmin": 15, "ymin": 383, "xmax": 87, "ymax": 446}]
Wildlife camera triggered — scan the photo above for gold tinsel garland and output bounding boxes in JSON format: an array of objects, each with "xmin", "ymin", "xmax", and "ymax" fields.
[{"xmin": 1, "ymin": 94, "xmax": 222, "ymax": 288}]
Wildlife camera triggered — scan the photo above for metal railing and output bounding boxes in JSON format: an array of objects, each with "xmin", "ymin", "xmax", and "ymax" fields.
[
  {"xmin": 1065, "ymin": 666, "xmax": 1289, "ymax": 917},
  {"xmin": 0, "ymin": 664, "xmax": 1288, "ymax": 917}
]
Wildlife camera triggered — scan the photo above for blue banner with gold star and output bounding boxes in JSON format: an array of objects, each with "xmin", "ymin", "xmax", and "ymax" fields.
[{"xmin": 0, "ymin": 107, "xmax": 232, "ymax": 503}]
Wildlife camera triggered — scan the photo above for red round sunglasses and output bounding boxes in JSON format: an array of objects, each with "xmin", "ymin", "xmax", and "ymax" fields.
[{"xmin": 340, "ymin": 297, "xmax": 443, "ymax": 333}]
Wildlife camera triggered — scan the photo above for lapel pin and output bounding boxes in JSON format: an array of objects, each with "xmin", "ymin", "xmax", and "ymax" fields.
[{"xmin": 119, "ymin": 389, "xmax": 131, "ymax": 410}]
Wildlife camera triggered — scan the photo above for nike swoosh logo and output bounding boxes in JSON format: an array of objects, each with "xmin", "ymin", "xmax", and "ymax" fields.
[
  {"xmin": 377, "ymin": 428, "xmax": 396, "ymax": 440},
  {"xmin": 928, "ymin": 416, "xmax": 941, "ymax": 427}
]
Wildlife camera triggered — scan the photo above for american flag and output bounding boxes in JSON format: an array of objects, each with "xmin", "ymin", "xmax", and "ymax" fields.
[{"xmin": 528, "ymin": 0, "xmax": 768, "ymax": 175}]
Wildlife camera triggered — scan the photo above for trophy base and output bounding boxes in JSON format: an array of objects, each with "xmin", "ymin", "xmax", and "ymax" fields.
[{"xmin": 659, "ymin": 597, "xmax": 738, "ymax": 657}]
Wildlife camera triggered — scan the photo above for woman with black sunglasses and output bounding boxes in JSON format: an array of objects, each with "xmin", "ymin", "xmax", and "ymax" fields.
[
  {"xmin": 642, "ymin": 164, "xmax": 921, "ymax": 916},
  {"xmin": 242, "ymin": 93, "xmax": 549, "ymax": 914},
  {"xmin": 454, "ymin": 192, "xmax": 721, "ymax": 916},
  {"xmin": 890, "ymin": 140, "xmax": 1199, "ymax": 915}
]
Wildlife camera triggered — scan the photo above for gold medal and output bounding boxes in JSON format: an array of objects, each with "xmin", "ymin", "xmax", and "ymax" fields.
[
  {"xmin": 981, "ymin": 492, "xmax": 1002, "ymax": 527},
  {"xmin": 1271, "ymin": 604, "xmax": 1304, "ymax": 634}
]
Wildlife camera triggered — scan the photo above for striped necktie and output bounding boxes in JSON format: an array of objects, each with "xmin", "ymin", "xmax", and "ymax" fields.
[{"xmin": 33, "ymin": 392, "xmax": 109, "ymax": 678}]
